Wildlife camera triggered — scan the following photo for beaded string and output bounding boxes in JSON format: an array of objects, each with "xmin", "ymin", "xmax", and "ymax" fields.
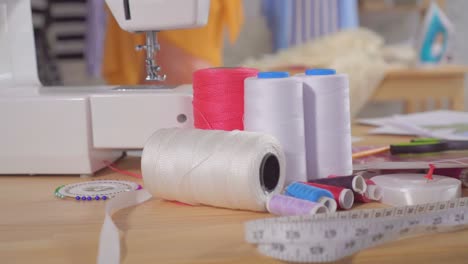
[
  {"xmin": 54, "ymin": 185, "xmax": 110, "ymax": 201},
  {"xmin": 54, "ymin": 182, "xmax": 142, "ymax": 202}
]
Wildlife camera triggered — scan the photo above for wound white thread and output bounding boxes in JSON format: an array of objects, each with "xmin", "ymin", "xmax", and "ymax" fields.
[
  {"xmin": 141, "ymin": 128, "xmax": 286, "ymax": 211},
  {"xmin": 244, "ymin": 76, "xmax": 307, "ymax": 184},
  {"xmin": 298, "ymin": 73, "xmax": 353, "ymax": 179}
]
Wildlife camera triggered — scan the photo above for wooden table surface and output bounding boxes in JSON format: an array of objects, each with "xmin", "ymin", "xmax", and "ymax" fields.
[{"xmin": 1, "ymin": 125, "xmax": 468, "ymax": 264}]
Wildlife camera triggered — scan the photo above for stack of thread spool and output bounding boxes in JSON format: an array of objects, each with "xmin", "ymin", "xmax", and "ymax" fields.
[
  {"xmin": 141, "ymin": 126, "xmax": 382, "ymax": 217},
  {"xmin": 266, "ymin": 174, "xmax": 383, "ymax": 217},
  {"xmin": 193, "ymin": 68, "xmax": 352, "ymax": 184},
  {"xmin": 243, "ymin": 70, "xmax": 353, "ymax": 184},
  {"xmin": 140, "ymin": 67, "xmax": 379, "ymax": 217}
]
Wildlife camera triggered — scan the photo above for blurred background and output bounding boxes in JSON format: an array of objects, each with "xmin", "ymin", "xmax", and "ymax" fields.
[{"xmin": 31, "ymin": 0, "xmax": 468, "ymax": 117}]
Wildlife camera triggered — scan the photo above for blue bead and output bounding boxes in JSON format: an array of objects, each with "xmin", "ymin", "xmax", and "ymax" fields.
[
  {"xmin": 87, "ymin": 196, "xmax": 92, "ymax": 201},
  {"xmin": 75, "ymin": 196, "xmax": 81, "ymax": 200},
  {"xmin": 81, "ymin": 196, "xmax": 87, "ymax": 200},
  {"xmin": 102, "ymin": 196, "xmax": 108, "ymax": 200},
  {"xmin": 95, "ymin": 196, "xmax": 100, "ymax": 200}
]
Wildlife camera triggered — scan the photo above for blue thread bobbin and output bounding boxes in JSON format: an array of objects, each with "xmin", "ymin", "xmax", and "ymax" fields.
[{"xmin": 285, "ymin": 182, "xmax": 337, "ymax": 212}]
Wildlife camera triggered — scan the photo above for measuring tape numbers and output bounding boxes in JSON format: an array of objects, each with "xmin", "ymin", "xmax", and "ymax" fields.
[{"xmin": 245, "ymin": 197, "xmax": 468, "ymax": 263}]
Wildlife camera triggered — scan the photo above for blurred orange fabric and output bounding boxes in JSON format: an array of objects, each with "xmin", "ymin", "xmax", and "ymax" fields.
[{"xmin": 102, "ymin": 0, "xmax": 243, "ymax": 85}]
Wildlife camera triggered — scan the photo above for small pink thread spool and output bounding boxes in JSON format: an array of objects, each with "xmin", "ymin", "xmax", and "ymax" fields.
[{"xmin": 267, "ymin": 194, "xmax": 329, "ymax": 216}]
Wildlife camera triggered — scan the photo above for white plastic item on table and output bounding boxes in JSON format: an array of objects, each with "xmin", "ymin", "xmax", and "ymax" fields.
[{"xmin": 371, "ymin": 173, "xmax": 461, "ymax": 206}]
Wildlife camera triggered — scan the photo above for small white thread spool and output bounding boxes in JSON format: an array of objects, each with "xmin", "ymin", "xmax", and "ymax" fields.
[
  {"xmin": 244, "ymin": 72, "xmax": 307, "ymax": 184},
  {"xmin": 141, "ymin": 128, "xmax": 286, "ymax": 212},
  {"xmin": 298, "ymin": 69, "xmax": 353, "ymax": 179}
]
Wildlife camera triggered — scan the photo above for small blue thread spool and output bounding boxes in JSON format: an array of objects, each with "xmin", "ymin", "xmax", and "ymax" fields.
[{"xmin": 285, "ymin": 182, "xmax": 337, "ymax": 212}]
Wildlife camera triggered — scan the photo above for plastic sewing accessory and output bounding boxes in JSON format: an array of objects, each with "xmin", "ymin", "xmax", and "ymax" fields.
[
  {"xmin": 371, "ymin": 174, "xmax": 461, "ymax": 206},
  {"xmin": 56, "ymin": 180, "xmax": 140, "ymax": 201}
]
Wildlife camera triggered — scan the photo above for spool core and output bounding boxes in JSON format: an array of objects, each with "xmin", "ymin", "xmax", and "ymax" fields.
[
  {"xmin": 260, "ymin": 153, "xmax": 281, "ymax": 193},
  {"xmin": 352, "ymin": 175, "xmax": 367, "ymax": 194},
  {"xmin": 339, "ymin": 189, "xmax": 355, "ymax": 210},
  {"xmin": 367, "ymin": 185, "xmax": 383, "ymax": 201}
]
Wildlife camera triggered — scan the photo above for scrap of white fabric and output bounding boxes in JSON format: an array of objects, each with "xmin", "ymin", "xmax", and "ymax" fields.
[
  {"xmin": 358, "ymin": 110, "xmax": 468, "ymax": 140},
  {"xmin": 97, "ymin": 190, "xmax": 153, "ymax": 264}
]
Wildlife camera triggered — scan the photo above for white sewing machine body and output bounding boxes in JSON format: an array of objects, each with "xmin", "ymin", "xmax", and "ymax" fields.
[{"xmin": 0, "ymin": 0, "xmax": 210, "ymax": 175}]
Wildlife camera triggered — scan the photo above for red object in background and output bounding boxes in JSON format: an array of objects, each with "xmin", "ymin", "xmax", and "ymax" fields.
[
  {"xmin": 192, "ymin": 67, "xmax": 258, "ymax": 131},
  {"xmin": 425, "ymin": 164, "xmax": 436, "ymax": 181}
]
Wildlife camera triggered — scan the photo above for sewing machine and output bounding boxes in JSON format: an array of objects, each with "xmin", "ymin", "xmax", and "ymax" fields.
[{"xmin": 0, "ymin": 0, "xmax": 210, "ymax": 175}]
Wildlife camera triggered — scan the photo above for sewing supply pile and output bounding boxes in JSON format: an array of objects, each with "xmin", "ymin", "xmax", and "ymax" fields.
[
  {"xmin": 193, "ymin": 67, "xmax": 353, "ymax": 184},
  {"xmin": 96, "ymin": 67, "xmax": 468, "ymax": 264}
]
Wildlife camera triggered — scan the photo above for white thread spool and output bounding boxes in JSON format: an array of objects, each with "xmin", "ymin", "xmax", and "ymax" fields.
[
  {"xmin": 298, "ymin": 69, "xmax": 353, "ymax": 179},
  {"xmin": 244, "ymin": 72, "xmax": 307, "ymax": 184},
  {"xmin": 141, "ymin": 128, "xmax": 286, "ymax": 211}
]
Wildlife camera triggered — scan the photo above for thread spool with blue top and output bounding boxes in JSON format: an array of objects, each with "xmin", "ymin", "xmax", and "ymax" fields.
[
  {"xmin": 285, "ymin": 182, "xmax": 337, "ymax": 212},
  {"xmin": 246, "ymin": 70, "xmax": 308, "ymax": 184}
]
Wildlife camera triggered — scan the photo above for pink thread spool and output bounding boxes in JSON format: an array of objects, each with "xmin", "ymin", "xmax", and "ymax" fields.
[
  {"xmin": 192, "ymin": 67, "xmax": 259, "ymax": 131},
  {"xmin": 267, "ymin": 194, "xmax": 329, "ymax": 216}
]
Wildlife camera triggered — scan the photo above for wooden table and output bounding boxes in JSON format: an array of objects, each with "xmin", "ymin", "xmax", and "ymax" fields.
[
  {"xmin": 371, "ymin": 65, "xmax": 466, "ymax": 113},
  {"xmin": 1, "ymin": 125, "xmax": 468, "ymax": 264}
]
